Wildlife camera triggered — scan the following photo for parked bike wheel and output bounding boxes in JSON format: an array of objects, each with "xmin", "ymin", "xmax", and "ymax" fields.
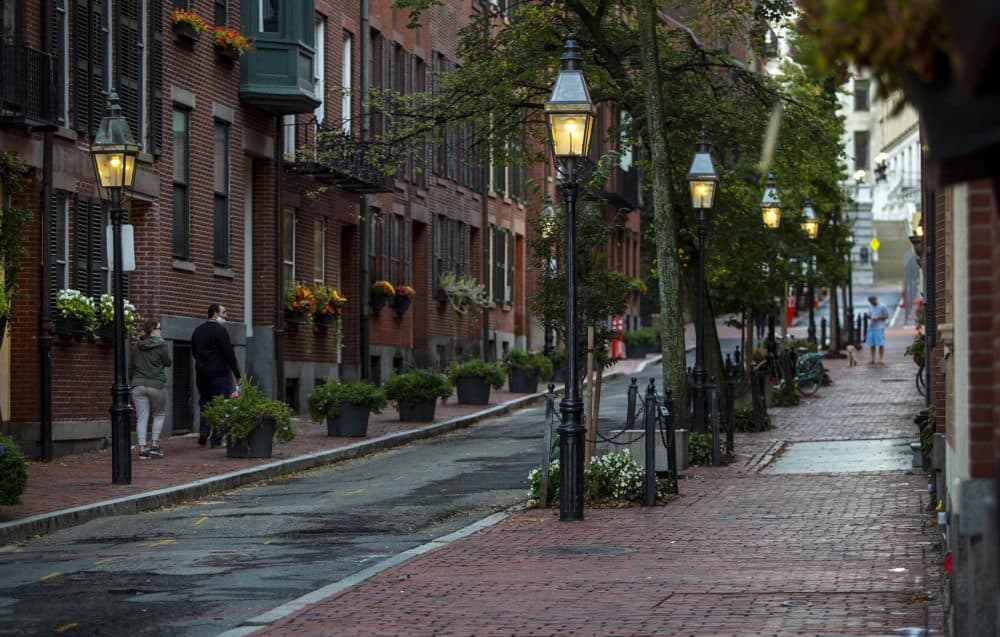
[
  {"xmin": 799, "ymin": 376, "xmax": 821, "ymax": 395},
  {"xmin": 916, "ymin": 363, "xmax": 927, "ymax": 397}
]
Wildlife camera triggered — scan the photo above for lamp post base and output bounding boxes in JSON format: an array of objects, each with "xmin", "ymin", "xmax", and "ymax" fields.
[{"xmin": 557, "ymin": 423, "xmax": 585, "ymax": 521}]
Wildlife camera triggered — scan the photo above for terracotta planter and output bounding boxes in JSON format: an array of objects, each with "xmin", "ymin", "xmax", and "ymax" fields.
[
  {"xmin": 326, "ymin": 401, "xmax": 371, "ymax": 437},
  {"xmin": 226, "ymin": 416, "xmax": 275, "ymax": 459}
]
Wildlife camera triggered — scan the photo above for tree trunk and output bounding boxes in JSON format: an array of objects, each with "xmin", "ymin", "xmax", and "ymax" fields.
[
  {"xmin": 829, "ymin": 282, "xmax": 841, "ymax": 352},
  {"xmin": 683, "ymin": 260, "xmax": 729, "ymax": 417},
  {"xmin": 636, "ymin": 0, "xmax": 687, "ymax": 423}
]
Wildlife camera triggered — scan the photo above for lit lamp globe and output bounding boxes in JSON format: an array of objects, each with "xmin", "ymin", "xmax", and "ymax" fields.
[
  {"xmin": 544, "ymin": 36, "xmax": 595, "ymax": 161},
  {"xmin": 801, "ymin": 197, "xmax": 819, "ymax": 239},
  {"xmin": 686, "ymin": 130, "xmax": 717, "ymax": 211},
  {"xmin": 760, "ymin": 172, "xmax": 781, "ymax": 229},
  {"xmin": 91, "ymin": 90, "xmax": 138, "ymax": 196}
]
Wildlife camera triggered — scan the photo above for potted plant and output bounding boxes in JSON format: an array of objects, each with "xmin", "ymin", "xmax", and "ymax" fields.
[
  {"xmin": 54, "ymin": 289, "xmax": 96, "ymax": 337},
  {"xmin": 313, "ymin": 285, "xmax": 347, "ymax": 327},
  {"xmin": 94, "ymin": 294, "xmax": 141, "ymax": 340},
  {"xmin": 392, "ymin": 284, "xmax": 416, "ymax": 317},
  {"xmin": 211, "ymin": 26, "xmax": 251, "ymax": 61},
  {"xmin": 503, "ymin": 350, "xmax": 554, "ymax": 394},
  {"xmin": 0, "ymin": 433, "xmax": 28, "ymax": 506},
  {"xmin": 384, "ymin": 369, "xmax": 452, "ymax": 422},
  {"xmin": 905, "ymin": 327, "xmax": 925, "ymax": 367},
  {"xmin": 371, "ymin": 280, "xmax": 395, "ymax": 312},
  {"xmin": 203, "ymin": 380, "xmax": 295, "ymax": 459},
  {"xmin": 623, "ymin": 326, "xmax": 657, "ymax": 359},
  {"xmin": 446, "ymin": 358, "xmax": 504, "ymax": 405},
  {"xmin": 284, "ymin": 281, "xmax": 317, "ymax": 326},
  {"xmin": 171, "ymin": 8, "xmax": 208, "ymax": 42},
  {"xmin": 308, "ymin": 378, "xmax": 387, "ymax": 437}
]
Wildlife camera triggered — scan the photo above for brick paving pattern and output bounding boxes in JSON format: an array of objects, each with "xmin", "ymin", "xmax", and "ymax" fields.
[{"xmin": 252, "ymin": 328, "xmax": 942, "ymax": 636}]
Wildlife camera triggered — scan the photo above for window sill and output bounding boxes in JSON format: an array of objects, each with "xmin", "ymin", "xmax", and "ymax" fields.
[
  {"xmin": 173, "ymin": 259, "xmax": 196, "ymax": 272},
  {"xmin": 213, "ymin": 266, "xmax": 235, "ymax": 278},
  {"xmin": 415, "ymin": 188, "xmax": 428, "ymax": 199},
  {"xmin": 54, "ymin": 126, "xmax": 78, "ymax": 143},
  {"xmin": 394, "ymin": 178, "xmax": 408, "ymax": 192}
]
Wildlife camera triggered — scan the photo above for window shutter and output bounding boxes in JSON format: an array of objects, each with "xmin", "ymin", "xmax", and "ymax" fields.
[
  {"xmin": 89, "ymin": 0, "xmax": 106, "ymax": 135},
  {"xmin": 149, "ymin": 0, "xmax": 164, "ymax": 155},
  {"xmin": 46, "ymin": 0, "xmax": 66, "ymax": 124},
  {"xmin": 492, "ymin": 227, "xmax": 502, "ymax": 304},
  {"xmin": 72, "ymin": 195, "xmax": 90, "ymax": 292},
  {"xmin": 432, "ymin": 215, "xmax": 441, "ymax": 288},
  {"xmin": 72, "ymin": 0, "xmax": 91, "ymax": 133},
  {"xmin": 90, "ymin": 202, "xmax": 106, "ymax": 297},
  {"xmin": 116, "ymin": 0, "xmax": 142, "ymax": 147},
  {"xmin": 48, "ymin": 193, "xmax": 61, "ymax": 312},
  {"xmin": 506, "ymin": 230, "xmax": 514, "ymax": 303},
  {"xmin": 380, "ymin": 212, "xmax": 389, "ymax": 283}
]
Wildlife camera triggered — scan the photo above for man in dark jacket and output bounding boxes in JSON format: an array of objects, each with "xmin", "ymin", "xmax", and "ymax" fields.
[{"xmin": 191, "ymin": 304, "xmax": 242, "ymax": 447}]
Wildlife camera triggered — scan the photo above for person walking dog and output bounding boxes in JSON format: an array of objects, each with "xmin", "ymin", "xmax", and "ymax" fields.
[
  {"xmin": 192, "ymin": 304, "xmax": 242, "ymax": 447},
  {"xmin": 865, "ymin": 295, "xmax": 891, "ymax": 364},
  {"xmin": 130, "ymin": 319, "xmax": 172, "ymax": 460}
]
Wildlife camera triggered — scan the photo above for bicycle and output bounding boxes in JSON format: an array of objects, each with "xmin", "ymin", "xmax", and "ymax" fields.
[
  {"xmin": 915, "ymin": 358, "xmax": 926, "ymax": 397},
  {"xmin": 795, "ymin": 350, "xmax": 826, "ymax": 395}
]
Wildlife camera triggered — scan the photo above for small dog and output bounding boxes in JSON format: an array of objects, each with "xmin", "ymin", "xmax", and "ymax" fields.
[{"xmin": 846, "ymin": 344, "xmax": 858, "ymax": 367}]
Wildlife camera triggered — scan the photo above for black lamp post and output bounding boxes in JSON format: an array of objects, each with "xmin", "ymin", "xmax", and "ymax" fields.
[
  {"xmin": 801, "ymin": 198, "xmax": 819, "ymax": 344},
  {"xmin": 91, "ymin": 90, "xmax": 139, "ymax": 485},
  {"xmin": 686, "ymin": 131, "xmax": 718, "ymax": 436},
  {"xmin": 545, "ymin": 36, "xmax": 595, "ymax": 522},
  {"xmin": 760, "ymin": 172, "xmax": 781, "ymax": 355}
]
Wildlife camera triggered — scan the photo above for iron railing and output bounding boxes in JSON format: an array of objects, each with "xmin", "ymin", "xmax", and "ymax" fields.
[
  {"xmin": 0, "ymin": 44, "xmax": 57, "ymax": 129},
  {"xmin": 288, "ymin": 118, "xmax": 390, "ymax": 193}
]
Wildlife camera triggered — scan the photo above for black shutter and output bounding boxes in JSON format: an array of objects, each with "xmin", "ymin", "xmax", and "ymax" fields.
[
  {"xmin": 72, "ymin": 194, "xmax": 90, "ymax": 292},
  {"xmin": 48, "ymin": 193, "xmax": 61, "ymax": 313},
  {"xmin": 72, "ymin": 0, "xmax": 105, "ymax": 135},
  {"xmin": 90, "ymin": 202, "xmax": 105, "ymax": 296},
  {"xmin": 506, "ymin": 230, "xmax": 514, "ymax": 303},
  {"xmin": 149, "ymin": 0, "xmax": 163, "ymax": 155},
  {"xmin": 116, "ymin": 0, "xmax": 141, "ymax": 147},
  {"xmin": 89, "ymin": 0, "xmax": 106, "ymax": 135},
  {"xmin": 46, "ymin": 0, "xmax": 66, "ymax": 125}
]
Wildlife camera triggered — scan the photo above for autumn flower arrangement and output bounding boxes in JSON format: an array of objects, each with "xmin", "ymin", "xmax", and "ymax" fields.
[
  {"xmin": 212, "ymin": 26, "xmax": 252, "ymax": 56},
  {"xmin": 314, "ymin": 285, "xmax": 348, "ymax": 317},
  {"xmin": 284, "ymin": 281, "xmax": 318, "ymax": 316},
  {"xmin": 394, "ymin": 285, "xmax": 416, "ymax": 299},
  {"xmin": 372, "ymin": 280, "xmax": 396, "ymax": 297},
  {"xmin": 171, "ymin": 9, "xmax": 209, "ymax": 34}
]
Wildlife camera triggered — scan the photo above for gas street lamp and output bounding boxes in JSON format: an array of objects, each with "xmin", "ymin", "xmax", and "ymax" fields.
[
  {"xmin": 686, "ymin": 130, "xmax": 718, "ymax": 435},
  {"xmin": 91, "ymin": 90, "xmax": 139, "ymax": 485},
  {"xmin": 761, "ymin": 173, "xmax": 782, "ymax": 355},
  {"xmin": 801, "ymin": 198, "xmax": 819, "ymax": 344},
  {"xmin": 544, "ymin": 35, "xmax": 595, "ymax": 522}
]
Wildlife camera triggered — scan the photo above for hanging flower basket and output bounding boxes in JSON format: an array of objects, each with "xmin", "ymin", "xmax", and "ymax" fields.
[
  {"xmin": 211, "ymin": 26, "xmax": 252, "ymax": 61},
  {"xmin": 171, "ymin": 9, "xmax": 207, "ymax": 43},
  {"xmin": 391, "ymin": 295, "xmax": 411, "ymax": 317}
]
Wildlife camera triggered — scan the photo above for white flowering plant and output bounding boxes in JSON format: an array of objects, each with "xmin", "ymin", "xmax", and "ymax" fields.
[
  {"xmin": 528, "ymin": 450, "xmax": 672, "ymax": 505},
  {"xmin": 203, "ymin": 378, "xmax": 295, "ymax": 444},
  {"xmin": 95, "ymin": 294, "xmax": 142, "ymax": 336},
  {"xmin": 55, "ymin": 288, "xmax": 98, "ymax": 331}
]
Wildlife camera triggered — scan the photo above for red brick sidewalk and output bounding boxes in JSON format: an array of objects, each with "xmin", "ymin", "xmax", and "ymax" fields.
[{"xmin": 248, "ymin": 327, "xmax": 941, "ymax": 637}]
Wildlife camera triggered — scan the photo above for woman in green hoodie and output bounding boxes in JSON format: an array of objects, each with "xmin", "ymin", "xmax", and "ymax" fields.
[{"xmin": 130, "ymin": 319, "xmax": 172, "ymax": 460}]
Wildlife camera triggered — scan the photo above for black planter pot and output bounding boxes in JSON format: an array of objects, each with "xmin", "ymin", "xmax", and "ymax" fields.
[
  {"xmin": 284, "ymin": 309, "xmax": 306, "ymax": 325},
  {"xmin": 214, "ymin": 44, "xmax": 239, "ymax": 63},
  {"xmin": 391, "ymin": 295, "xmax": 411, "ymax": 317},
  {"xmin": 370, "ymin": 294, "xmax": 388, "ymax": 312},
  {"xmin": 226, "ymin": 417, "xmax": 275, "ymax": 458},
  {"xmin": 95, "ymin": 324, "xmax": 114, "ymax": 340},
  {"xmin": 508, "ymin": 367, "xmax": 539, "ymax": 394},
  {"xmin": 172, "ymin": 20, "xmax": 200, "ymax": 44},
  {"xmin": 625, "ymin": 342, "xmax": 649, "ymax": 359},
  {"xmin": 455, "ymin": 375, "xmax": 491, "ymax": 405},
  {"xmin": 315, "ymin": 313, "xmax": 334, "ymax": 327},
  {"xmin": 398, "ymin": 399, "xmax": 436, "ymax": 422},
  {"xmin": 327, "ymin": 401, "xmax": 371, "ymax": 437},
  {"xmin": 54, "ymin": 317, "xmax": 89, "ymax": 338}
]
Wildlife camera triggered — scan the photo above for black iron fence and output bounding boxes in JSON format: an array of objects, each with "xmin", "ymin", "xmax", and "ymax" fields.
[{"xmin": 0, "ymin": 44, "xmax": 56, "ymax": 128}]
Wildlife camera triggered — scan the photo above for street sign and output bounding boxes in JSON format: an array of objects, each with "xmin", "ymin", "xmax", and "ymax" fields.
[{"xmin": 869, "ymin": 237, "xmax": 881, "ymax": 252}]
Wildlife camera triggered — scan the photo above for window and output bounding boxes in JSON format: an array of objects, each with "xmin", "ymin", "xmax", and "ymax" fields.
[
  {"xmin": 313, "ymin": 218, "xmax": 326, "ymax": 285},
  {"xmin": 368, "ymin": 209, "xmax": 389, "ymax": 285},
  {"xmin": 261, "ymin": 0, "xmax": 279, "ymax": 32},
  {"xmin": 432, "ymin": 215, "xmax": 468, "ymax": 288},
  {"xmin": 341, "ymin": 32, "xmax": 352, "ymax": 133},
  {"xmin": 213, "ymin": 121, "xmax": 230, "ymax": 267},
  {"xmin": 314, "ymin": 15, "xmax": 325, "ymax": 123},
  {"xmin": 853, "ymin": 78, "xmax": 870, "ymax": 112},
  {"xmin": 282, "ymin": 114, "xmax": 296, "ymax": 159},
  {"xmin": 213, "ymin": 0, "xmax": 226, "ymax": 25},
  {"xmin": 172, "ymin": 0, "xmax": 188, "ymax": 9},
  {"xmin": 492, "ymin": 160, "xmax": 506, "ymax": 196},
  {"xmin": 853, "ymin": 130, "xmax": 869, "ymax": 171},
  {"xmin": 1, "ymin": 0, "xmax": 19, "ymax": 44},
  {"xmin": 48, "ymin": 193, "xmax": 70, "ymax": 308},
  {"xmin": 282, "ymin": 209, "xmax": 296, "ymax": 289},
  {"xmin": 491, "ymin": 227, "xmax": 514, "ymax": 304},
  {"xmin": 389, "ymin": 215, "xmax": 410, "ymax": 285},
  {"xmin": 172, "ymin": 108, "xmax": 190, "ymax": 260},
  {"xmin": 73, "ymin": 196, "xmax": 108, "ymax": 297}
]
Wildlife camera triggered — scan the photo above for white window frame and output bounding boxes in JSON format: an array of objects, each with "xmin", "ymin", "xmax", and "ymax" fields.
[
  {"xmin": 282, "ymin": 114, "xmax": 296, "ymax": 159},
  {"xmin": 313, "ymin": 217, "xmax": 326, "ymax": 286},
  {"xmin": 341, "ymin": 32, "xmax": 352, "ymax": 134},
  {"xmin": 314, "ymin": 15, "xmax": 325, "ymax": 123},
  {"xmin": 283, "ymin": 209, "xmax": 297, "ymax": 288}
]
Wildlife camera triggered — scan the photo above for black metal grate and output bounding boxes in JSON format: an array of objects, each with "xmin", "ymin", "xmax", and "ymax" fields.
[{"xmin": 0, "ymin": 44, "xmax": 57, "ymax": 129}]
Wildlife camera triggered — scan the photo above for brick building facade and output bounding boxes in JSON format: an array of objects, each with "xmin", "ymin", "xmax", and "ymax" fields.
[{"xmin": 0, "ymin": 0, "xmax": 641, "ymax": 457}]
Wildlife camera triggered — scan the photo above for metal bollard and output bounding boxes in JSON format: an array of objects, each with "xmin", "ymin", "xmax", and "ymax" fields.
[
  {"xmin": 643, "ymin": 378, "xmax": 657, "ymax": 506},
  {"xmin": 734, "ymin": 346, "xmax": 741, "ymax": 366},
  {"xmin": 725, "ymin": 364, "xmax": 736, "ymax": 457},
  {"xmin": 626, "ymin": 377, "xmax": 639, "ymax": 428},
  {"xmin": 663, "ymin": 389, "xmax": 678, "ymax": 494},
  {"xmin": 709, "ymin": 376, "xmax": 721, "ymax": 466},
  {"xmin": 820, "ymin": 317, "xmax": 827, "ymax": 349}
]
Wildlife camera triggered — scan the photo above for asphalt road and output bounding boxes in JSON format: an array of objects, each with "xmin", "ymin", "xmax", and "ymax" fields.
[{"xmin": 0, "ymin": 374, "xmax": 647, "ymax": 637}]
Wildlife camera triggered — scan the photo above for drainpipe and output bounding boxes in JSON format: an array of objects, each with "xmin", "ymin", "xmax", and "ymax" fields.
[
  {"xmin": 358, "ymin": 0, "xmax": 371, "ymax": 381},
  {"xmin": 481, "ymin": 162, "xmax": 490, "ymax": 360},
  {"xmin": 274, "ymin": 119, "xmax": 285, "ymax": 401},
  {"xmin": 38, "ymin": 130, "xmax": 54, "ymax": 461},
  {"xmin": 923, "ymin": 187, "xmax": 934, "ymax": 406}
]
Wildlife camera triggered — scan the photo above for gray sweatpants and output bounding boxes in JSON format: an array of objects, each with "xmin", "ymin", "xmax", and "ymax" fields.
[{"xmin": 133, "ymin": 385, "xmax": 167, "ymax": 446}]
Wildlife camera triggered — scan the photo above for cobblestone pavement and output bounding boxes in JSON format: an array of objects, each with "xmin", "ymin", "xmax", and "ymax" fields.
[{"xmin": 250, "ymin": 327, "xmax": 942, "ymax": 637}]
